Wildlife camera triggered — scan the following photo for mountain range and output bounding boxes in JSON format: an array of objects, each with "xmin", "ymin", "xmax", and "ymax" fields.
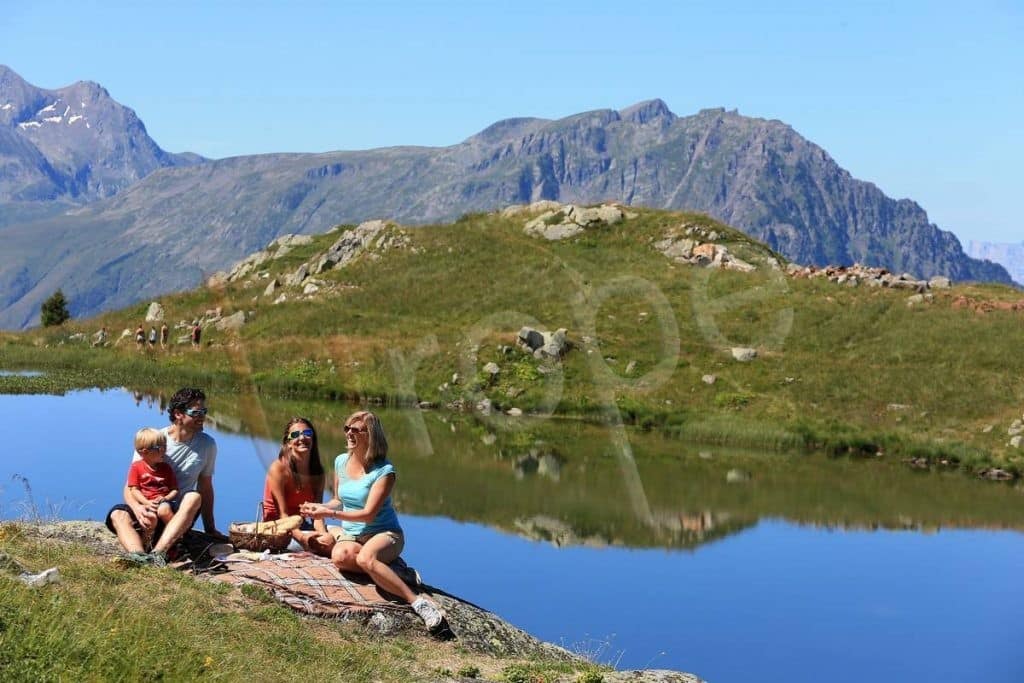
[
  {"xmin": 0, "ymin": 65, "xmax": 1011, "ymax": 328},
  {"xmin": 966, "ymin": 241, "xmax": 1024, "ymax": 286}
]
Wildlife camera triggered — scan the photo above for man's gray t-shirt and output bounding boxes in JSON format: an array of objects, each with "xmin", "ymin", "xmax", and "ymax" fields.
[{"xmin": 131, "ymin": 427, "xmax": 216, "ymax": 501}]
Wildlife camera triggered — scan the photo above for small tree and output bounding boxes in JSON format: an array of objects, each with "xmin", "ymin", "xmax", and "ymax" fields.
[{"xmin": 40, "ymin": 289, "xmax": 71, "ymax": 326}]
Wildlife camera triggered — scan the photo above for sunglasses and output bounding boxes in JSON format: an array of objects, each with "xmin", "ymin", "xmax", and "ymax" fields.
[
  {"xmin": 288, "ymin": 428, "xmax": 315, "ymax": 440},
  {"xmin": 140, "ymin": 445, "xmax": 165, "ymax": 453},
  {"xmin": 344, "ymin": 425, "xmax": 367, "ymax": 434},
  {"xmin": 184, "ymin": 407, "xmax": 208, "ymax": 417}
]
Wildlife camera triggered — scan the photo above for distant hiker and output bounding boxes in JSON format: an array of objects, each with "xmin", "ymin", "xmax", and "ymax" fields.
[
  {"xmin": 160, "ymin": 323, "xmax": 169, "ymax": 349},
  {"xmin": 148, "ymin": 326, "xmax": 158, "ymax": 348},
  {"xmin": 190, "ymin": 321, "xmax": 202, "ymax": 350},
  {"xmin": 135, "ymin": 324, "xmax": 145, "ymax": 350},
  {"xmin": 92, "ymin": 326, "xmax": 107, "ymax": 347},
  {"xmin": 105, "ymin": 427, "xmax": 191, "ymax": 565}
]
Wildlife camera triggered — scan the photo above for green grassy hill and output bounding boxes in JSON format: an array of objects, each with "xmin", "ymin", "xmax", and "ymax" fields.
[{"xmin": 4, "ymin": 204, "xmax": 1023, "ymax": 475}]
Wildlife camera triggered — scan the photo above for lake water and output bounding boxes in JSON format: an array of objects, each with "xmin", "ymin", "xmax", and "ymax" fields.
[{"xmin": 2, "ymin": 387, "xmax": 1023, "ymax": 683}]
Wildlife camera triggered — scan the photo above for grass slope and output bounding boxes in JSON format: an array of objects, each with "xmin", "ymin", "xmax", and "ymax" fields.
[
  {"xmin": 3, "ymin": 206, "xmax": 1023, "ymax": 475},
  {"xmin": 0, "ymin": 524, "xmax": 597, "ymax": 682}
]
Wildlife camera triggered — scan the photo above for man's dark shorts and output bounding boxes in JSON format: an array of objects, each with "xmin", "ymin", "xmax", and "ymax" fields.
[{"xmin": 104, "ymin": 500, "xmax": 181, "ymax": 541}]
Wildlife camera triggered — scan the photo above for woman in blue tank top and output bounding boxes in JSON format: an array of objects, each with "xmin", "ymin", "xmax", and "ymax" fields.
[{"xmin": 300, "ymin": 410, "xmax": 444, "ymax": 630}]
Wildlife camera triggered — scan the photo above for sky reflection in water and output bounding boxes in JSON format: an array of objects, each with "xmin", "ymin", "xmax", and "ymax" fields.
[{"xmin": 2, "ymin": 388, "xmax": 1022, "ymax": 683}]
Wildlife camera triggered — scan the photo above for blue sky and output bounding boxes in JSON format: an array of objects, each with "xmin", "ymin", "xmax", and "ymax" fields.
[{"xmin": 3, "ymin": 0, "xmax": 1021, "ymax": 244}]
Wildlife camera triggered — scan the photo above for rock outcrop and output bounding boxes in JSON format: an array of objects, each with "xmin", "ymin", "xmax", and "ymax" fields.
[
  {"xmin": 518, "ymin": 326, "xmax": 570, "ymax": 359},
  {"xmin": 654, "ymin": 223, "xmax": 759, "ymax": 272},
  {"xmin": 522, "ymin": 203, "xmax": 625, "ymax": 240},
  {"xmin": 217, "ymin": 220, "xmax": 415, "ymax": 298},
  {"xmin": 785, "ymin": 263, "xmax": 950, "ymax": 291}
]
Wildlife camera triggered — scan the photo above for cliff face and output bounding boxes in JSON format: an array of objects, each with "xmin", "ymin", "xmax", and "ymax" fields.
[
  {"xmin": 0, "ymin": 75, "xmax": 1010, "ymax": 327},
  {"xmin": 445, "ymin": 104, "xmax": 1008, "ymax": 283}
]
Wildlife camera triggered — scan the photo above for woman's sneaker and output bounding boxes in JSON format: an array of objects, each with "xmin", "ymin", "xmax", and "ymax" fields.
[
  {"xmin": 147, "ymin": 550, "xmax": 168, "ymax": 568},
  {"xmin": 411, "ymin": 597, "xmax": 444, "ymax": 630}
]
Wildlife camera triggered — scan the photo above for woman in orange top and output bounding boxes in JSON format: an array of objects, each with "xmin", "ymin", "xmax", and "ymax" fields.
[{"xmin": 262, "ymin": 416, "xmax": 335, "ymax": 555}]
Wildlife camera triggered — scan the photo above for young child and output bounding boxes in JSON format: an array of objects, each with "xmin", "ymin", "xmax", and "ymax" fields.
[{"xmin": 124, "ymin": 428, "xmax": 179, "ymax": 553}]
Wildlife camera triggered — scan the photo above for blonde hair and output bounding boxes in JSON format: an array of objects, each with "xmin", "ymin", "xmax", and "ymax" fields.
[
  {"xmin": 345, "ymin": 410, "xmax": 388, "ymax": 463},
  {"xmin": 134, "ymin": 427, "xmax": 167, "ymax": 453}
]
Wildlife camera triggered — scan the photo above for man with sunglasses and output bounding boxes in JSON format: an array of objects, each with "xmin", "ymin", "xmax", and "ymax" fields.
[{"xmin": 122, "ymin": 387, "xmax": 222, "ymax": 550}]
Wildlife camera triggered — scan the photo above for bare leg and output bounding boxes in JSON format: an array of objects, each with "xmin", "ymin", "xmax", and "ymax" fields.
[
  {"xmin": 331, "ymin": 540, "xmax": 362, "ymax": 572},
  {"xmin": 109, "ymin": 509, "xmax": 145, "ymax": 554},
  {"xmin": 152, "ymin": 492, "xmax": 201, "ymax": 554},
  {"xmin": 354, "ymin": 533, "xmax": 417, "ymax": 604}
]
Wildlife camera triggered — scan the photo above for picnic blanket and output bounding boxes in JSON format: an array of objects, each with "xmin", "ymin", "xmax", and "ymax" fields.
[
  {"xmin": 206, "ymin": 551, "xmax": 414, "ymax": 617},
  {"xmin": 175, "ymin": 530, "xmax": 423, "ymax": 624}
]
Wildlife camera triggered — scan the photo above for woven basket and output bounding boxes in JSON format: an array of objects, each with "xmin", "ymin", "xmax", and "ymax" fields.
[{"xmin": 228, "ymin": 505, "xmax": 298, "ymax": 553}]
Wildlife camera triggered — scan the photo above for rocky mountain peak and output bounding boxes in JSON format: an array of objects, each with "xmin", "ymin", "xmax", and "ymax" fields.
[
  {"xmin": 468, "ymin": 117, "xmax": 547, "ymax": 145},
  {"xmin": 0, "ymin": 64, "xmax": 27, "ymax": 85},
  {"xmin": 0, "ymin": 65, "xmax": 199, "ymax": 202},
  {"xmin": 619, "ymin": 98, "xmax": 675, "ymax": 124}
]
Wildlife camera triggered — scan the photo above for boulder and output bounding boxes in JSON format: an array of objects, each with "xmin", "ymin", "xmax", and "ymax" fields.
[
  {"xmin": 518, "ymin": 327, "xmax": 569, "ymax": 359},
  {"xmin": 226, "ymin": 250, "xmax": 271, "ymax": 282},
  {"xmin": 654, "ymin": 237, "xmax": 696, "ymax": 260},
  {"xmin": 284, "ymin": 263, "xmax": 309, "ymax": 288},
  {"xmin": 654, "ymin": 233, "xmax": 754, "ymax": 271},
  {"xmin": 726, "ymin": 469, "xmax": 752, "ymax": 483},
  {"xmin": 731, "ymin": 347, "xmax": 757, "ymax": 362},
  {"xmin": 263, "ymin": 279, "xmax": 279, "ymax": 297},
  {"xmin": 215, "ymin": 311, "xmax": 247, "ymax": 331},
  {"xmin": 500, "ymin": 200, "xmax": 562, "ymax": 217},
  {"xmin": 523, "ymin": 203, "xmax": 624, "ymax": 240},
  {"xmin": 701, "ymin": 374, "xmax": 717, "ymax": 385},
  {"xmin": 206, "ymin": 272, "xmax": 228, "ymax": 289},
  {"xmin": 929, "ymin": 276, "xmax": 952, "ymax": 289},
  {"xmin": 144, "ymin": 302, "xmax": 164, "ymax": 322},
  {"xmin": 595, "ymin": 204, "xmax": 624, "ymax": 225},
  {"xmin": 517, "ymin": 327, "xmax": 546, "ymax": 352},
  {"xmin": 268, "ymin": 233, "xmax": 314, "ymax": 252},
  {"xmin": 313, "ymin": 219, "xmax": 389, "ymax": 273},
  {"xmin": 536, "ymin": 454, "xmax": 562, "ymax": 481}
]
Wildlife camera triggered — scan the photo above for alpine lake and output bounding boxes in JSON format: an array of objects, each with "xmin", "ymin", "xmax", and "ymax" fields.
[{"xmin": 2, "ymin": 385, "xmax": 1022, "ymax": 683}]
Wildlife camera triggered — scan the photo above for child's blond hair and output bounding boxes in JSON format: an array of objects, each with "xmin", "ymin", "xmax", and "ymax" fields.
[{"xmin": 134, "ymin": 427, "xmax": 167, "ymax": 453}]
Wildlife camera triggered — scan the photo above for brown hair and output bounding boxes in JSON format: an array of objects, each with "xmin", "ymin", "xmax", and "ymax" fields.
[{"xmin": 279, "ymin": 416, "xmax": 325, "ymax": 480}]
